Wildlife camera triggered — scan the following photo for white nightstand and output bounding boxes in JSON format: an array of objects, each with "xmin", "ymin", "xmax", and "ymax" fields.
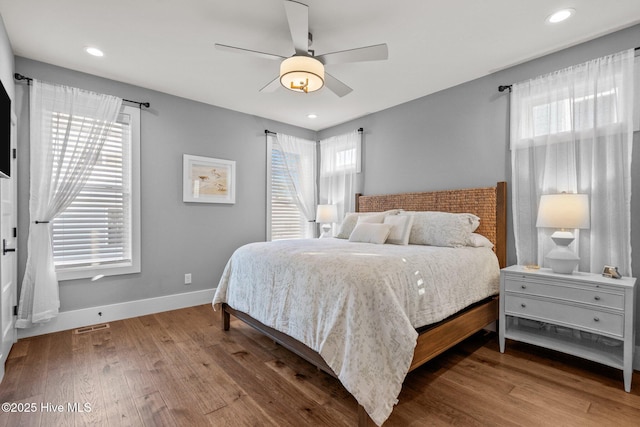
[{"xmin": 499, "ymin": 265, "xmax": 636, "ymax": 392}]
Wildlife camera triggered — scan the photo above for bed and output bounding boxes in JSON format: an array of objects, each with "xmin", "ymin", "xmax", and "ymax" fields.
[{"xmin": 213, "ymin": 181, "xmax": 507, "ymax": 426}]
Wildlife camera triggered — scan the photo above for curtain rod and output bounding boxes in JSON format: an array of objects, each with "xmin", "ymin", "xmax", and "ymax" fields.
[
  {"xmin": 265, "ymin": 127, "xmax": 364, "ymax": 135},
  {"xmin": 498, "ymin": 46, "xmax": 640, "ymax": 93},
  {"xmin": 13, "ymin": 73, "xmax": 150, "ymax": 108}
]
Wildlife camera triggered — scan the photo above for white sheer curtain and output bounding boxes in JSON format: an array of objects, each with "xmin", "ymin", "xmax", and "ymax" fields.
[
  {"xmin": 274, "ymin": 133, "xmax": 317, "ymax": 238},
  {"xmin": 511, "ymin": 49, "xmax": 634, "ymax": 275},
  {"xmin": 319, "ymin": 130, "xmax": 362, "ymax": 232},
  {"xmin": 17, "ymin": 80, "xmax": 122, "ymax": 328}
]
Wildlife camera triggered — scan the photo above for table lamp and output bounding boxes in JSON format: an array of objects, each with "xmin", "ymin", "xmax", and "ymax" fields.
[
  {"xmin": 536, "ymin": 193, "xmax": 590, "ymax": 274},
  {"xmin": 316, "ymin": 204, "xmax": 338, "ymax": 238}
]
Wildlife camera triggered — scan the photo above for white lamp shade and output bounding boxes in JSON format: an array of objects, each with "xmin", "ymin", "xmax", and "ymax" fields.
[
  {"xmin": 536, "ymin": 193, "xmax": 590, "ymax": 230},
  {"xmin": 280, "ymin": 56, "xmax": 325, "ymax": 93},
  {"xmin": 316, "ymin": 204, "xmax": 338, "ymax": 224}
]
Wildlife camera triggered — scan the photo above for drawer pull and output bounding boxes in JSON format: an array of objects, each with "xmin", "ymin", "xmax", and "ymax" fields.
[
  {"xmin": 594, "ymin": 317, "xmax": 600, "ymax": 322},
  {"xmin": 521, "ymin": 284, "xmax": 527, "ymax": 289},
  {"xmin": 594, "ymin": 296, "xmax": 601, "ymax": 301},
  {"xmin": 521, "ymin": 303, "xmax": 526, "ymax": 308}
]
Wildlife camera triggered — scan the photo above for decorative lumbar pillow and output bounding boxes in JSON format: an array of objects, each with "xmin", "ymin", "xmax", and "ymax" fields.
[
  {"xmin": 335, "ymin": 210, "xmax": 402, "ymax": 239},
  {"xmin": 348, "ymin": 223, "xmax": 393, "ymax": 244},
  {"xmin": 336, "ymin": 213, "xmax": 377, "ymax": 239},
  {"xmin": 408, "ymin": 211, "xmax": 480, "ymax": 247},
  {"xmin": 383, "ymin": 214, "xmax": 414, "ymax": 245},
  {"xmin": 468, "ymin": 233, "xmax": 494, "ymax": 248}
]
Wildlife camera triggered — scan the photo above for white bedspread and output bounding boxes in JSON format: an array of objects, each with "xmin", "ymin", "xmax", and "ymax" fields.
[{"xmin": 212, "ymin": 238, "xmax": 499, "ymax": 425}]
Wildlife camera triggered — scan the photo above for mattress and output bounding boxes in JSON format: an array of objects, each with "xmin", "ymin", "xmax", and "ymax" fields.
[{"xmin": 213, "ymin": 238, "xmax": 499, "ymax": 425}]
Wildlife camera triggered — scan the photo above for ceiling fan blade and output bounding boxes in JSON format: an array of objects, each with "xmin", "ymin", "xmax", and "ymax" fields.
[
  {"xmin": 316, "ymin": 43, "xmax": 388, "ymax": 65},
  {"xmin": 259, "ymin": 76, "xmax": 281, "ymax": 92},
  {"xmin": 283, "ymin": 0, "xmax": 309, "ymax": 55},
  {"xmin": 215, "ymin": 43, "xmax": 285, "ymax": 61},
  {"xmin": 324, "ymin": 73, "xmax": 352, "ymax": 97}
]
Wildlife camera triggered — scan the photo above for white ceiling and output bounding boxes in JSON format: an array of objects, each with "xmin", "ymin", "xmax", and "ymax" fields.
[{"xmin": 1, "ymin": 0, "xmax": 639, "ymax": 131}]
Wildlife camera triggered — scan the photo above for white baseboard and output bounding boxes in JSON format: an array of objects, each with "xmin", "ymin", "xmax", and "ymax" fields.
[{"xmin": 16, "ymin": 288, "xmax": 216, "ymax": 339}]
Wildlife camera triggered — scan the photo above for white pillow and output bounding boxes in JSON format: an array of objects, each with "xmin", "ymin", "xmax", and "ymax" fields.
[
  {"xmin": 408, "ymin": 211, "xmax": 480, "ymax": 247},
  {"xmin": 383, "ymin": 214, "xmax": 414, "ymax": 245},
  {"xmin": 335, "ymin": 213, "xmax": 358, "ymax": 239},
  {"xmin": 335, "ymin": 210, "xmax": 402, "ymax": 239},
  {"xmin": 348, "ymin": 223, "xmax": 393, "ymax": 244},
  {"xmin": 356, "ymin": 212, "xmax": 387, "ymax": 224},
  {"xmin": 468, "ymin": 233, "xmax": 494, "ymax": 248}
]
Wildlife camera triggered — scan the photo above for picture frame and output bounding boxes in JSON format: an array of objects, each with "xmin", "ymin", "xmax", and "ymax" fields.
[
  {"xmin": 183, "ymin": 154, "xmax": 236, "ymax": 204},
  {"xmin": 602, "ymin": 265, "xmax": 621, "ymax": 279}
]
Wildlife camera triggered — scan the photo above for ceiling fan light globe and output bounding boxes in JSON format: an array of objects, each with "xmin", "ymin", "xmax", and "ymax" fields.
[{"xmin": 280, "ymin": 56, "xmax": 325, "ymax": 93}]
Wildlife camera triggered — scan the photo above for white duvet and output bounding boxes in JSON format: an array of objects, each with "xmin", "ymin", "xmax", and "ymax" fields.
[{"xmin": 212, "ymin": 238, "xmax": 499, "ymax": 425}]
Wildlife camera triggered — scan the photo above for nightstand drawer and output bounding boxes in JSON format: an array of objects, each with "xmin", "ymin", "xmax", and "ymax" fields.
[
  {"xmin": 504, "ymin": 277, "xmax": 624, "ymax": 310},
  {"xmin": 505, "ymin": 295, "xmax": 624, "ymax": 337}
]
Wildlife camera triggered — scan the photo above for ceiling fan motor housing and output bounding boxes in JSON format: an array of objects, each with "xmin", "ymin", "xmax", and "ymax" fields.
[{"xmin": 280, "ymin": 56, "xmax": 325, "ymax": 92}]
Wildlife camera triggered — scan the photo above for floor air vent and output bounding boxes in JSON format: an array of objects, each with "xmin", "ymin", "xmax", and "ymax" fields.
[{"xmin": 74, "ymin": 323, "xmax": 110, "ymax": 334}]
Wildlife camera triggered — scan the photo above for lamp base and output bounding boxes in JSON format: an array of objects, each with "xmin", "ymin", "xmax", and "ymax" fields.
[
  {"xmin": 319, "ymin": 223, "xmax": 332, "ymax": 239},
  {"xmin": 546, "ymin": 231, "xmax": 579, "ymax": 274}
]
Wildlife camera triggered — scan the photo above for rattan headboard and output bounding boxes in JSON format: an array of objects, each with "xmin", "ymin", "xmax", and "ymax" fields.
[{"xmin": 355, "ymin": 182, "xmax": 507, "ymax": 268}]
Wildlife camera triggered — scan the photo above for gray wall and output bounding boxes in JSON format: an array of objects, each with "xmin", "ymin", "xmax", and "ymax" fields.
[
  {"xmin": 320, "ymin": 24, "xmax": 640, "ymax": 337},
  {"xmin": 14, "ymin": 57, "xmax": 315, "ymax": 311}
]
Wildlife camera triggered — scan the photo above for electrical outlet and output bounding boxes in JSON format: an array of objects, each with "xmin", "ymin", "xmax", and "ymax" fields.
[{"xmin": 184, "ymin": 273, "xmax": 192, "ymax": 284}]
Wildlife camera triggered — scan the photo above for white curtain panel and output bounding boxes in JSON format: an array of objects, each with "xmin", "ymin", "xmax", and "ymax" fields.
[
  {"xmin": 17, "ymin": 80, "xmax": 122, "ymax": 328},
  {"xmin": 635, "ymin": 55, "xmax": 640, "ymax": 131},
  {"xmin": 510, "ymin": 49, "xmax": 635, "ymax": 275},
  {"xmin": 319, "ymin": 130, "xmax": 362, "ymax": 231},
  {"xmin": 275, "ymin": 133, "xmax": 317, "ymax": 238}
]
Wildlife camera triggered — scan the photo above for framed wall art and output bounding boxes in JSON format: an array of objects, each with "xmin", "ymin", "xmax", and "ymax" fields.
[{"xmin": 183, "ymin": 154, "xmax": 236, "ymax": 204}]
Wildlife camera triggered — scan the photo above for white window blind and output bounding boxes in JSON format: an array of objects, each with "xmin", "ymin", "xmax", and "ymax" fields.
[
  {"xmin": 269, "ymin": 144, "xmax": 308, "ymax": 240},
  {"xmin": 53, "ymin": 106, "xmax": 140, "ymax": 279}
]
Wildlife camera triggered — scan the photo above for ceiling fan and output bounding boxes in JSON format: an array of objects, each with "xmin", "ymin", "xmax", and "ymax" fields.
[{"xmin": 215, "ymin": 0, "xmax": 388, "ymax": 97}]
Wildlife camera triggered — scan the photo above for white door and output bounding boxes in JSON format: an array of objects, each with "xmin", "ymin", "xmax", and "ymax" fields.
[{"xmin": 0, "ymin": 110, "xmax": 17, "ymax": 382}]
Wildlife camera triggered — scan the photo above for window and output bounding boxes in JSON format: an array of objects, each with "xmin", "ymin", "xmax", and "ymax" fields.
[
  {"xmin": 269, "ymin": 147, "xmax": 306, "ymax": 240},
  {"xmin": 318, "ymin": 130, "xmax": 362, "ymax": 221},
  {"xmin": 335, "ymin": 147, "xmax": 357, "ymax": 171},
  {"xmin": 528, "ymin": 89, "xmax": 620, "ymax": 139},
  {"xmin": 53, "ymin": 105, "xmax": 140, "ymax": 280},
  {"xmin": 266, "ymin": 131, "xmax": 359, "ymax": 240},
  {"xmin": 514, "ymin": 64, "xmax": 628, "ymax": 146},
  {"xmin": 267, "ymin": 135, "xmax": 316, "ymax": 240}
]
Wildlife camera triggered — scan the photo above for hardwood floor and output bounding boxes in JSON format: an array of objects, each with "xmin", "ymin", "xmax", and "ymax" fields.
[{"xmin": 1, "ymin": 304, "xmax": 639, "ymax": 426}]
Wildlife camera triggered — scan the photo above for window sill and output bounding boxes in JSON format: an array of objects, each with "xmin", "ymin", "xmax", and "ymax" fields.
[{"xmin": 56, "ymin": 261, "xmax": 140, "ymax": 281}]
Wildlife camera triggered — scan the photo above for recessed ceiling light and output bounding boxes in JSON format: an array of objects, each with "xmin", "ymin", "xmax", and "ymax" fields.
[
  {"xmin": 546, "ymin": 9, "xmax": 575, "ymax": 24},
  {"xmin": 307, "ymin": 113, "xmax": 318, "ymax": 119},
  {"xmin": 85, "ymin": 46, "xmax": 104, "ymax": 57}
]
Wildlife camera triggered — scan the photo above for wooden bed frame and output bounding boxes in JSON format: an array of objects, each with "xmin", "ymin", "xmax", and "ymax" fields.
[{"xmin": 221, "ymin": 181, "xmax": 507, "ymax": 426}]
